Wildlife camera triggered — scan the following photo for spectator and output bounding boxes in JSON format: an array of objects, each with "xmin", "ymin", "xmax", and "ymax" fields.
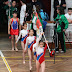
[
  {"xmin": 20, "ymin": 0, "xmax": 26, "ymax": 25},
  {"xmin": 54, "ymin": 7, "xmax": 69, "ymax": 53},
  {"xmin": 26, "ymin": 0, "xmax": 42, "ymax": 21},
  {"xmin": 65, "ymin": 8, "xmax": 72, "ymax": 41},
  {"xmin": 54, "ymin": 0, "xmax": 66, "ymax": 19},
  {"xmin": 65, "ymin": 8, "xmax": 72, "ymax": 23},
  {"xmin": 4, "ymin": 0, "xmax": 17, "ymax": 19}
]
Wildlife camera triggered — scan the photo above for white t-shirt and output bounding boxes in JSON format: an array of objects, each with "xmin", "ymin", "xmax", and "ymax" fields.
[
  {"xmin": 65, "ymin": 13, "xmax": 72, "ymax": 20},
  {"xmin": 58, "ymin": 0, "xmax": 61, "ymax": 5},
  {"xmin": 20, "ymin": 4, "xmax": 26, "ymax": 25}
]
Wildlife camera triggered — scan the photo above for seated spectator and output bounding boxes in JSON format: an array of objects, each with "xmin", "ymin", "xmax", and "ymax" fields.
[
  {"xmin": 65, "ymin": 8, "xmax": 72, "ymax": 24},
  {"xmin": 4, "ymin": 0, "xmax": 17, "ymax": 19}
]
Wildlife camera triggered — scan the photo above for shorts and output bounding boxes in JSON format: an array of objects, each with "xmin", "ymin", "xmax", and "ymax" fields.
[
  {"xmin": 37, "ymin": 53, "xmax": 45, "ymax": 64},
  {"xmin": 10, "ymin": 28, "xmax": 19, "ymax": 35}
]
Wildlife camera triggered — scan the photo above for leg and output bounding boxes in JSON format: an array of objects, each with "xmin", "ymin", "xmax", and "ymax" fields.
[
  {"xmin": 11, "ymin": 35, "xmax": 14, "ymax": 51},
  {"xmin": 15, "ymin": 35, "xmax": 18, "ymax": 51},
  {"xmin": 55, "ymin": 33, "xmax": 59, "ymax": 52},
  {"xmin": 34, "ymin": 55, "xmax": 37, "ymax": 62},
  {"xmin": 59, "ymin": 32, "xmax": 66, "ymax": 52},
  {"xmin": 36, "ymin": 60, "xmax": 40, "ymax": 72},
  {"xmin": 21, "ymin": 41, "xmax": 25, "ymax": 64},
  {"xmin": 28, "ymin": 49, "xmax": 32, "ymax": 70},
  {"xmin": 41, "ymin": 61, "xmax": 45, "ymax": 72}
]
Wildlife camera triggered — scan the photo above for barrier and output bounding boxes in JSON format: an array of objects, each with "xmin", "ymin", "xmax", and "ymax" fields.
[{"xmin": 26, "ymin": 21, "xmax": 72, "ymax": 42}]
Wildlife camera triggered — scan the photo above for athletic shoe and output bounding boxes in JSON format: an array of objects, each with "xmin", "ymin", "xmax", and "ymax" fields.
[
  {"xmin": 56, "ymin": 51, "xmax": 59, "ymax": 53},
  {"xmin": 60, "ymin": 51, "xmax": 64, "ymax": 53}
]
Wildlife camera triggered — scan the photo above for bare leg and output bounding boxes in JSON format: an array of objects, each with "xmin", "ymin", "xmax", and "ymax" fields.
[
  {"xmin": 15, "ymin": 35, "xmax": 18, "ymax": 51},
  {"xmin": 34, "ymin": 55, "xmax": 37, "ymax": 62},
  {"xmin": 21, "ymin": 41, "xmax": 25, "ymax": 64},
  {"xmin": 28, "ymin": 49, "xmax": 32, "ymax": 70},
  {"xmin": 41, "ymin": 61, "xmax": 45, "ymax": 72},
  {"xmin": 11, "ymin": 35, "xmax": 14, "ymax": 51},
  {"xmin": 36, "ymin": 60, "xmax": 40, "ymax": 72}
]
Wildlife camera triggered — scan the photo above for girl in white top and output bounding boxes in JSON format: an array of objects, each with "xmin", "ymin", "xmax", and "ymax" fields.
[
  {"xmin": 20, "ymin": 0, "xmax": 26, "ymax": 25},
  {"xmin": 25, "ymin": 29, "xmax": 36, "ymax": 71},
  {"xmin": 16, "ymin": 23, "xmax": 29, "ymax": 64},
  {"xmin": 33, "ymin": 32, "xmax": 48, "ymax": 72}
]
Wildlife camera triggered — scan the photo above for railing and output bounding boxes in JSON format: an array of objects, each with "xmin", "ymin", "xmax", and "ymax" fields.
[{"xmin": 26, "ymin": 21, "xmax": 72, "ymax": 42}]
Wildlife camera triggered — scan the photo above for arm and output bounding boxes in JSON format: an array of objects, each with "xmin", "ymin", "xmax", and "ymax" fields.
[
  {"xmin": 8, "ymin": 19, "xmax": 11, "ymax": 34},
  {"xmin": 67, "ymin": 19, "xmax": 72, "ymax": 24},
  {"xmin": 16, "ymin": 31, "xmax": 21, "ymax": 43},
  {"xmin": 61, "ymin": 16, "xmax": 69, "ymax": 31},
  {"xmin": 18, "ymin": 18, "xmax": 21, "ymax": 31},
  {"xmin": 35, "ymin": 33, "xmax": 43, "ymax": 48},
  {"xmin": 54, "ymin": 14, "xmax": 59, "ymax": 21}
]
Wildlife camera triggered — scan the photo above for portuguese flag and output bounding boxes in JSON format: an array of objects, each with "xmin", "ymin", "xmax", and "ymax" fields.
[
  {"xmin": 31, "ymin": 13, "xmax": 43, "ymax": 38},
  {"xmin": 31, "ymin": 13, "xmax": 43, "ymax": 29}
]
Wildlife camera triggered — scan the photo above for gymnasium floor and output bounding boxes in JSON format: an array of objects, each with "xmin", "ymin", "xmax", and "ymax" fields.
[{"xmin": 0, "ymin": 35, "xmax": 72, "ymax": 72}]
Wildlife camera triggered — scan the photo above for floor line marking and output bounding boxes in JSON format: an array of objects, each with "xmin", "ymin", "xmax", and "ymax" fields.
[
  {"xmin": 0, "ymin": 56, "xmax": 72, "ymax": 58},
  {"xmin": 0, "ymin": 50, "xmax": 12, "ymax": 72},
  {"xmin": 0, "ymin": 60, "xmax": 63, "ymax": 62}
]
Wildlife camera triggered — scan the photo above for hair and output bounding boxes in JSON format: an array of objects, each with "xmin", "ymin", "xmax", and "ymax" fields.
[
  {"xmin": 29, "ymin": 29, "xmax": 34, "ymax": 32},
  {"xmin": 57, "ymin": 7, "xmax": 65, "ymax": 15},
  {"xmin": 68, "ymin": 8, "xmax": 72, "ymax": 10},
  {"xmin": 21, "ymin": 0, "xmax": 26, "ymax": 3},
  {"xmin": 12, "ymin": 0, "xmax": 16, "ymax": 2},
  {"xmin": 23, "ymin": 23, "xmax": 27, "ymax": 26},
  {"xmin": 36, "ymin": 5, "xmax": 42, "ymax": 19},
  {"xmin": 13, "ymin": 10, "xmax": 17, "ymax": 14},
  {"xmin": 39, "ymin": 40, "xmax": 44, "ymax": 44}
]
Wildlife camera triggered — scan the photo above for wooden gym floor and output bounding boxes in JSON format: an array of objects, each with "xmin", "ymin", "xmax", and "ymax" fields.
[{"xmin": 0, "ymin": 35, "xmax": 72, "ymax": 72}]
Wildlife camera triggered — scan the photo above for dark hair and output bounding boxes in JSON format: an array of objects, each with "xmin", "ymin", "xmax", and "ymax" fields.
[
  {"xmin": 13, "ymin": 10, "xmax": 17, "ymax": 14},
  {"xmin": 39, "ymin": 40, "xmax": 44, "ymax": 44},
  {"xmin": 12, "ymin": 0, "xmax": 16, "ymax": 2},
  {"xmin": 21, "ymin": 0, "xmax": 26, "ymax": 3},
  {"xmin": 68, "ymin": 8, "xmax": 72, "ymax": 10},
  {"xmin": 23, "ymin": 23, "xmax": 27, "ymax": 26},
  {"xmin": 57, "ymin": 7, "xmax": 65, "ymax": 15},
  {"xmin": 29, "ymin": 29, "xmax": 34, "ymax": 32},
  {"xmin": 36, "ymin": 5, "xmax": 42, "ymax": 19}
]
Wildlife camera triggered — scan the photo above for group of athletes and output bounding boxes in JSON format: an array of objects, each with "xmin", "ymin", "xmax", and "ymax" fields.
[{"xmin": 8, "ymin": 9, "xmax": 48, "ymax": 72}]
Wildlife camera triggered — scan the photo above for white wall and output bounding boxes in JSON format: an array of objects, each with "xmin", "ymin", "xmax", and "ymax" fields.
[{"xmin": 65, "ymin": 0, "xmax": 72, "ymax": 13}]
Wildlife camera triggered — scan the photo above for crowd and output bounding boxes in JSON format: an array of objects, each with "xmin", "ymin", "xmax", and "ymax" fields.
[{"xmin": 1, "ymin": 0, "xmax": 72, "ymax": 72}]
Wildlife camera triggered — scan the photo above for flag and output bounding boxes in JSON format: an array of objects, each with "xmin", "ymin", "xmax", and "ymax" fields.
[{"xmin": 31, "ymin": 12, "xmax": 43, "ymax": 38}]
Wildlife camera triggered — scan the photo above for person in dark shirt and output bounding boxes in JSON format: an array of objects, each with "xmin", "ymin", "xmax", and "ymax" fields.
[
  {"xmin": 54, "ymin": 0, "xmax": 66, "ymax": 19},
  {"xmin": 26, "ymin": 0, "xmax": 42, "ymax": 21}
]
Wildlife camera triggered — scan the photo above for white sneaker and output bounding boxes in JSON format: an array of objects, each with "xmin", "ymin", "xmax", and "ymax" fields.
[
  {"xmin": 56, "ymin": 51, "xmax": 59, "ymax": 53},
  {"xmin": 60, "ymin": 51, "xmax": 64, "ymax": 53}
]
